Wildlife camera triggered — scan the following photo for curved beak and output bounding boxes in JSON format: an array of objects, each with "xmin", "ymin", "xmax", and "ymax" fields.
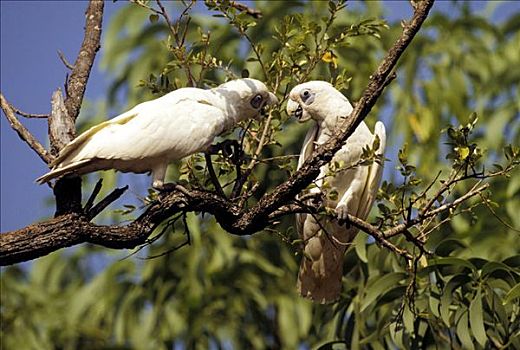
[
  {"xmin": 257, "ymin": 92, "xmax": 279, "ymax": 119},
  {"xmin": 267, "ymin": 92, "xmax": 279, "ymax": 106},
  {"xmin": 287, "ymin": 99, "xmax": 308, "ymax": 122}
]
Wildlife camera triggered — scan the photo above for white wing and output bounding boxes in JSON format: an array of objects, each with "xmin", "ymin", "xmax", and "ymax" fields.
[
  {"xmin": 354, "ymin": 121, "xmax": 386, "ymax": 219},
  {"xmin": 296, "ymin": 123, "xmax": 320, "ymax": 235},
  {"xmin": 37, "ymin": 95, "xmax": 226, "ymax": 183},
  {"xmin": 297, "ymin": 120, "xmax": 386, "ymax": 303}
]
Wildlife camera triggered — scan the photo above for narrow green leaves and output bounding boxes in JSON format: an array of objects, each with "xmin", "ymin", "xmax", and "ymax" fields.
[{"xmin": 469, "ymin": 288, "xmax": 487, "ymax": 347}]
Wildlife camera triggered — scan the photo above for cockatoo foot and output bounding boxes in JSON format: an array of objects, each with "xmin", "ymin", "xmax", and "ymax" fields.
[
  {"xmin": 152, "ymin": 182, "xmax": 178, "ymax": 192},
  {"xmin": 335, "ymin": 203, "xmax": 352, "ymax": 227},
  {"xmin": 335, "ymin": 203, "xmax": 348, "ymax": 220},
  {"xmin": 207, "ymin": 140, "xmax": 243, "ymax": 164}
]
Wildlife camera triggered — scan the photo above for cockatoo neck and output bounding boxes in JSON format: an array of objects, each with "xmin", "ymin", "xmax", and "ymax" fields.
[
  {"xmin": 210, "ymin": 90, "xmax": 244, "ymax": 127},
  {"xmin": 314, "ymin": 91, "xmax": 352, "ymax": 132},
  {"xmin": 317, "ymin": 113, "xmax": 340, "ymax": 132}
]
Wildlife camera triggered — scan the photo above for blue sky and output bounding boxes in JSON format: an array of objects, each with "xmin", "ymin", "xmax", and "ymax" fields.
[
  {"xmin": 1, "ymin": 1, "xmax": 118, "ymax": 231},
  {"xmin": 1, "ymin": 1, "xmax": 518, "ymax": 232}
]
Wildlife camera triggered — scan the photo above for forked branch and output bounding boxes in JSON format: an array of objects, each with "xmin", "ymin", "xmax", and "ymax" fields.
[{"xmin": 0, "ymin": 93, "xmax": 53, "ymax": 164}]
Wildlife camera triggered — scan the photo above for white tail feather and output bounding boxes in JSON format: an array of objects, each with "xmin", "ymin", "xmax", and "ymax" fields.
[{"xmin": 35, "ymin": 159, "xmax": 93, "ymax": 184}]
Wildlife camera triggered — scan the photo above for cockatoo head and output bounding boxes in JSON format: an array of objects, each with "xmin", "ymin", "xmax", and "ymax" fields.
[
  {"xmin": 287, "ymin": 81, "xmax": 350, "ymax": 123},
  {"xmin": 215, "ymin": 78, "xmax": 279, "ymax": 121}
]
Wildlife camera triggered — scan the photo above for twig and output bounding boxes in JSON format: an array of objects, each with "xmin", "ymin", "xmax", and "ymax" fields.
[
  {"xmin": 84, "ymin": 178, "xmax": 104, "ymax": 213},
  {"xmin": 87, "ymin": 185, "xmax": 129, "ymax": 220},
  {"xmin": 215, "ymin": 1, "xmax": 267, "ymax": 80},
  {"xmin": 384, "ymin": 183, "xmax": 490, "ymax": 239},
  {"xmin": 0, "ymin": 93, "xmax": 53, "ymax": 164},
  {"xmin": 204, "ymin": 153, "xmax": 226, "ymax": 197},
  {"xmin": 480, "ymin": 192, "xmax": 520, "ymax": 232},
  {"xmin": 420, "ymin": 168, "xmax": 461, "ymax": 217},
  {"xmin": 10, "ymin": 105, "xmax": 49, "ymax": 119},
  {"xmin": 343, "ymin": 214, "xmax": 413, "ymax": 261},
  {"xmin": 155, "ymin": 0, "xmax": 196, "ymax": 86},
  {"xmin": 233, "ymin": 113, "xmax": 273, "ymax": 199},
  {"xmin": 244, "ymin": 29, "xmax": 268, "ymax": 80},
  {"xmin": 228, "ymin": 1, "xmax": 262, "ymax": 19},
  {"xmin": 269, "ymin": 198, "xmax": 412, "ymax": 261},
  {"xmin": 237, "ymin": 181, "xmax": 259, "ymax": 209},
  {"xmin": 144, "ymin": 213, "xmax": 191, "ymax": 259},
  {"xmin": 57, "ymin": 50, "xmax": 74, "ymax": 70}
]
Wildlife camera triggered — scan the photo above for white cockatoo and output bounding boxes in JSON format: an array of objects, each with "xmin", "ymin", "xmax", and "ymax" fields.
[
  {"xmin": 37, "ymin": 78, "xmax": 278, "ymax": 188},
  {"xmin": 287, "ymin": 81, "xmax": 386, "ymax": 303}
]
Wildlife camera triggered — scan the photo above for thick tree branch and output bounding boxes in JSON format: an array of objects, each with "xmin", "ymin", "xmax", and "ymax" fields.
[
  {"xmin": 49, "ymin": 89, "xmax": 76, "ymax": 155},
  {"xmin": 0, "ymin": 93, "xmax": 53, "ymax": 164},
  {"xmin": 49, "ymin": 0, "xmax": 103, "ymax": 217},
  {"xmin": 0, "ymin": 0, "xmax": 434, "ymax": 265},
  {"xmin": 1, "ymin": 188, "xmax": 237, "ymax": 265},
  {"xmin": 64, "ymin": 0, "xmax": 104, "ymax": 121}
]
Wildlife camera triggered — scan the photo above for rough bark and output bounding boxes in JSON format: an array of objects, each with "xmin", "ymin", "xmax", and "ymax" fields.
[
  {"xmin": 49, "ymin": 89, "xmax": 83, "ymax": 215},
  {"xmin": 64, "ymin": 0, "xmax": 104, "ymax": 122}
]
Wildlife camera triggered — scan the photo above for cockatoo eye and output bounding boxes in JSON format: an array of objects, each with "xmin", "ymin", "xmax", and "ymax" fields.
[
  {"xmin": 250, "ymin": 94, "xmax": 263, "ymax": 109},
  {"xmin": 300, "ymin": 89, "xmax": 314, "ymax": 105}
]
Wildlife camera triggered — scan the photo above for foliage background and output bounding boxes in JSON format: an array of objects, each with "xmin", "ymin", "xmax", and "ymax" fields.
[{"xmin": 1, "ymin": 1, "xmax": 519, "ymax": 349}]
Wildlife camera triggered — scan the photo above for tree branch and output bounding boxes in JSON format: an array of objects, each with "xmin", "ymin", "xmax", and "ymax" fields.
[
  {"xmin": 10, "ymin": 104, "xmax": 49, "ymax": 119},
  {"xmin": 57, "ymin": 50, "xmax": 75, "ymax": 70},
  {"xmin": 86, "ymin": 185, "xmax": 129, "ymax": 220},
  {"xmin": 1, "ymin": 188, "xmax": 237, "ymax": 265},
  {"xmin": 204, "ymin": 153, "xmax": 226, "ymax": 197},
  {"xmin": 228, "ymin": 1, "xmax": 262, "ymax": 19},
  {"xmin": 63, "ymin": 0, "xmax": 104, "ymax": 121},
  {"xmin": 49, "ymin": 0, "xmax": 104, "ymax": 217},
  {"xmin": 84, "ymin": 179, "xmax": 104, "ymax": 213},
  {"xmin": 383, "ymin": 183, "xmax": 490, "ymax": 239},
  {"xmin": 0, "ymin": 0, "xmax": 434, "ymax": 265},
  {"xmin": 0, "ymin": 93, "xmax": 53, "ymax": 164}
]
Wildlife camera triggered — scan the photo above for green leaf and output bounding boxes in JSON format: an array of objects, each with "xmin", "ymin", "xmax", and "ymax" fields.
[
  {"xmin": 428, "ymin": 287, "xmax": 441, "ymax": 318},
  {"xmin": 353, "ymin": 232, "xmax": 368, "ymax": 263},
  {"xmin": 440, "ymin": 274, "xmax": 472, "ymax": 326},
  {"xmin": 149, "ymin": 14, "xmax": 159, "ymax": 23},
  {"xmin": 502, "ymin": 255, "xmax": 520, "ymax": 268},
  {"xmin": 316, "ymin": 341, "xmax": 349, "ymax": 350},
  {"xmin": 402, "ymin": 304, "xmax": 415, "ymax": 333},
  {"xmin": 456, "ymin": 310, "xmax": 475, "ymax": 350},
  {"xmin": 360, "ymin": 273, "xmax": 407, "ymax": 312},
  {"xmin": 426, "ymin": 257, "xmax": 476, "ymax": 272},
  {"xmin": 503, "ymin": 282, "xmax": 520, "ymax": 305},
  {"xmin": 434, "ymin": 239, "xmax": 467, "ymax": 257},
  {"xmin": 480, "ymin": 261, "xmax": 512, "ymax": 279},
  {"xmin": 469, "ymin": 288, "xmax": 487, "ymax": 347}
]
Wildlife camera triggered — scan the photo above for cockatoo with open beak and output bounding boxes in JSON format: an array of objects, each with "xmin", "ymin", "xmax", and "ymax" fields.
[
  {"xmin": 287, "ymin": 81, "xmax": 386, "ymax": 303},
  {"xmin": 37, "ymin": 78, "xmax": 278, "ymax": 189}
]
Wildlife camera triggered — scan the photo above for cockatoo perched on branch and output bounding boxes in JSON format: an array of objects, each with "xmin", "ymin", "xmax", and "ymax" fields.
[
  {"xmin": 37, "ymin": 78, "xmax": 278, "ymax": 189},
  {"xmin": 287, "ymin": 81, "xmax": 386, "ymax": 303}
]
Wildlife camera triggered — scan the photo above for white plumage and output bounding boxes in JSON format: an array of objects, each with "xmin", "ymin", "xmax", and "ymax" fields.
[
  {"xmin": 37, "ymin": 78, "xmax": 278, "ymax": 188},
  {"xmin": 287, "ymin": 81, "xmax": 386, "ymax": 303}
]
